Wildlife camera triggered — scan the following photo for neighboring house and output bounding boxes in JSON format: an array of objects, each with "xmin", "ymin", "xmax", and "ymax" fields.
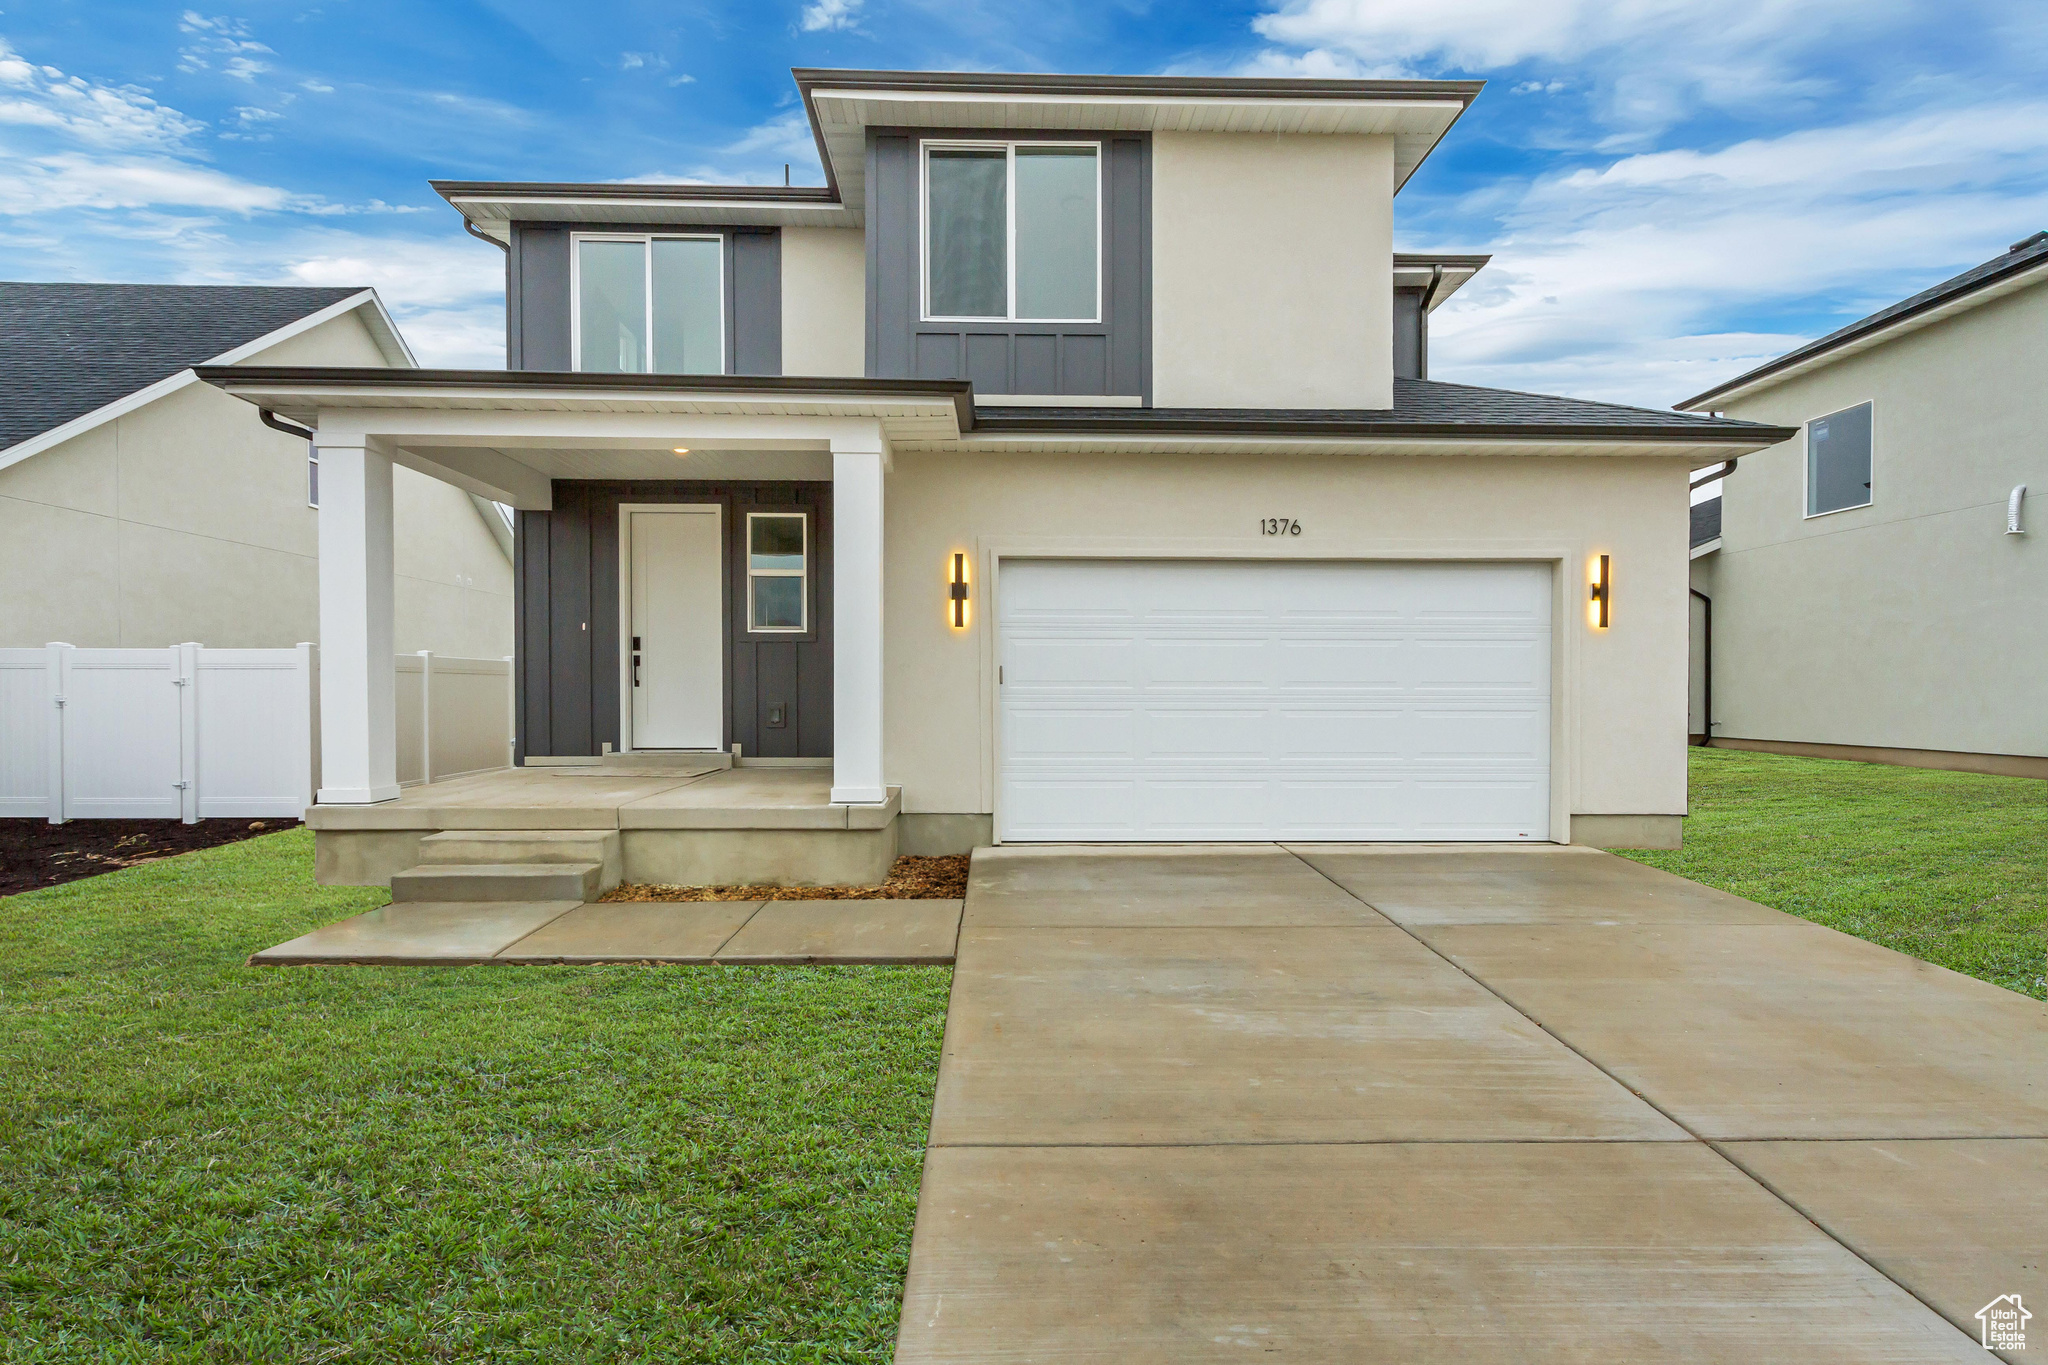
[
  {"xmin": 0, "ymin": 284, "xmax": 513, "ymax": 658},
  {"xmin": 200, "ymin": 67, "xmax": 1792, "ymax": 851},
  {"xmin": 1678, "ymin": 231, "xmax": 2047, "ymax": 778}
]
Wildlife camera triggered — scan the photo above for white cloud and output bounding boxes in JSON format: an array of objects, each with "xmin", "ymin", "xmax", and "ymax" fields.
[
  {"xmin": 1421, "ymin": 101, "xmax": 2048, "ymax": 405},
  {"xmin": 0, "ymin": 39, "xmax": 204, "ymax": 149},
  {"xmin": 799, "ymin": 0, "xmax": 863, "ymax": 33},
  {"xmin": 176, "ymin": 11, "xmax": 275, "ymax": 81},
  {"xmin": 0, "ymin": 153, "xmax": 301, "ymax": 214}
]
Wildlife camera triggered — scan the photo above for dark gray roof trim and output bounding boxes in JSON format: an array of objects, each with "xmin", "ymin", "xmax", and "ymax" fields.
[
  {"xmin": 0, "ymin": 282, "xmax": 364, "ymax": 450},
  {"xmin": 432, "ymin": 181, "xmax": 838, "ymax": 205},
  {"xmin": 1680, "ymin": 232, "xmax": 2048, "ymax": 409},
  {"xmin": 789, "ymin": 67, "xmax": 1484, "ymax": 101},
  {"xmin": 195, "ymin": 366, "xmax": 979, "ymax": 430},
  {"xmin": 977, "ymin": 379, "xmax": 1795, "ymax": 443},
  {"xmin": 192, "ymin": 369, "xmax": 1792, "ymax": 445}
]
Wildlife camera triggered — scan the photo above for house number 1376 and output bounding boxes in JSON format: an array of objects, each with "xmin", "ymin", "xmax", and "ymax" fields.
[{"xmin": 1260, "ymin": 518, "xmax": 1302, "ymax": 536}]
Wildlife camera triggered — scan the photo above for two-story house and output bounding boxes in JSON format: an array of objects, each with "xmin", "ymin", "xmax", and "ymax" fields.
[{"xmin": 201, "ymin": 67, "xmax": 1793, "ymax": 887}]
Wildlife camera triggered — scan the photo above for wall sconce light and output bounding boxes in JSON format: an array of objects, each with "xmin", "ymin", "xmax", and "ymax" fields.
[
  {"xmin": 2009, "ymin": 484, "xmax": 2027, "ymax": 535},
  {"xmin": 948, "ymin": 552, "xmax": 970, "ymax": 628},
  {"xmin": 1589, "ymin": 553, "xmax": 1611, "ymax": 628}
]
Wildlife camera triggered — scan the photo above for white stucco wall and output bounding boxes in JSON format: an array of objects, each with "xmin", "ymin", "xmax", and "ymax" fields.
[
  {"xmin": 781, "ymin": 226, "xmax": 866, "ymax": 378},
  {"xmin": 0, "ymin": 307, "xmax": 514, "ymax": 655},
  {"xmin": 883, "ymin": 447, "xmax": 1693, "ymax": 831},
  {"xmin": 1150, "ymin": 132, "xmax": 1395, "ymax": 410},
  {"xmin": 1694, "ymin": 281, "xmax": 2046, "ymax": 757}
]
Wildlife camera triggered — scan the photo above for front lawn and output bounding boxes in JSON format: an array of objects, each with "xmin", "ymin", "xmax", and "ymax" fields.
[
  {"xmin": 0, "ymin": 828, "xmax": 950, "ymax": 1362},
  {"xmin": 1621, "ymin": 748, "xmax": 2046, "ymax": 1000}
]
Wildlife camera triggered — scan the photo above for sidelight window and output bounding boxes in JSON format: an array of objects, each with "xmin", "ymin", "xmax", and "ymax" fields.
[
  {"xmin": 923, "ymin": 141, "xmax": 1099, "ymax": 323},
  {"xmin": 574, "ymin": 234, "xmax": 723, "ymax": 375},
  {"xmin": 746, "ymin": 512, "xmax": 808, "ymax": 633}
]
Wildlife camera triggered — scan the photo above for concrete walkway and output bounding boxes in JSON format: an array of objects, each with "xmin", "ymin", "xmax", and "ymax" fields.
[
  {"xmin": 894, "ymin": 844, "xmax": 2047, "ymax": 1363},
  {"xmin": 250, "ymin": 898, "xmax": 962, "ymax": 965}
]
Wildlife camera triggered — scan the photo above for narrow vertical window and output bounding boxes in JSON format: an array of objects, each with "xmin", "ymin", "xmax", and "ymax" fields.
[
  {"xmin": 1015, "ymin": 145, "xmax": 1098, "ymax": 320},
  {"xmin": 650, "ymin": 237, "xmax": 723, "ymax": 375},
  {"xmin": 1806, "ymin": 401, "xmax": 1873, "ymax": 516},
  {"xmin": 747, "ymin": 512, "xmax": 808, "ymax": 632},
  {"xmin": 306, "ymin": 442, "xmax": 319, "ymax": 509},
  {"xmin": 926, "ymin": 147, "xmax": 1008, "ymax": 319},
  {"xmin": 576, "ymin": 239, "xmax": 647, "ymax": 374}
]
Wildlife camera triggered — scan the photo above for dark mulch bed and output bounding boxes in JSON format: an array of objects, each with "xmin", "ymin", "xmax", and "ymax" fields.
[
  {"xmin": 601, "ymin": 853, "xmax": 971, "ymax": 903},
  {"xmin": 0, "ymin": 818, "xmax": 300, "ymax": 897}
]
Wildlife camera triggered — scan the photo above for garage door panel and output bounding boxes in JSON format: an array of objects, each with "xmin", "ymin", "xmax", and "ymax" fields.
[{"xmin": 999, "ymin": 561, "xmax": 1551, "ymax": 842}]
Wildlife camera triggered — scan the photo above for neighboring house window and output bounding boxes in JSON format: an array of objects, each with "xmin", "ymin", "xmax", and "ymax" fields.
[
  {"xmin": 306, "ymin": 442, "xmax": 318, "ymax": 509},
  {"xmin": 746, "ymin": 512, "xmax": 808, "ymax": 633},
  {"xmin": 923, "ymin": 141, "xmax": 1100, "ymax": 323},
  {"xmin": 574, "ymin": 234, "xmax": 723, "ymax": 375},
  {"xmin": 1806, "ymin": 401, "xmax": 1873, "ymax": 516}
]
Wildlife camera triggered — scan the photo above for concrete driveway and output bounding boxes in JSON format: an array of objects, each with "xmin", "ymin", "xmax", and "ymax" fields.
[{"xmin": 893, "ymin": 844, "xmax": 2047, "ymax": 1363}]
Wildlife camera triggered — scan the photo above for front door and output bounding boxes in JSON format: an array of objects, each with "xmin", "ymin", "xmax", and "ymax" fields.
[{"xmin": 627, "ymin": 507, "xmax": 723, "ymax": 749}]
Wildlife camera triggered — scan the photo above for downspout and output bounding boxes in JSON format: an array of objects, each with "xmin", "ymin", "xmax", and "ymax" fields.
[
  {"xmin": 259, "ymin": 409, "xmax": 314, "ymax": 441},
  {"xmin": 462, "ymin": 217, "xmax": 509, "ymax": 253},
  {"xmin": 1417, "ymin": 263, "xmax": 1444, "ymax": 381},
  {"xmin": 1689, "ymin": 588, "xmax": 1712, "ymax": 746}
]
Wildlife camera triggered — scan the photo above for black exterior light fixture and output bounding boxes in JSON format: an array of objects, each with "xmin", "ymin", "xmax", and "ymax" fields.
[
  {"xmin": 949, "ymin": 553, "xmax": 970, "ymax": 628},
  {"xmin": 1589, "ymin": 553, "xmax": 1611, "ymax": 629}
]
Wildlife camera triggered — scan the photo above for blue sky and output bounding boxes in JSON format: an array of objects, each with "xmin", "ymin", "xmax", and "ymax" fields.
[{"xmin": 3, "ymin": 0, "xmax": 2044, "ymax": 406}]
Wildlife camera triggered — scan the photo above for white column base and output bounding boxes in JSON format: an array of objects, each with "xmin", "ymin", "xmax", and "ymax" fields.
[
  {"xmin": 317, "ymin": 783, "xmax": 403, "ymax": 805},
  {"xmin": 830, "ymin": 785, "xmax": 888, "ymax": 806}
]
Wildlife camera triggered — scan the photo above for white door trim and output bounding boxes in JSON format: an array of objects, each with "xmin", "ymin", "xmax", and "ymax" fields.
[
  {"xmin": 617, "ymin": 502, "xmax": 725, "ymax": 753},
  {"xmin": 977, "ymin": 537, "xmax": 1584, "ymax": 845}
]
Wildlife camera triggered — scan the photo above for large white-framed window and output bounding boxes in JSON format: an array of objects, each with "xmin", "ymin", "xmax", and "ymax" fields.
[
  {"xmin": 921, "ymin": 140, "xmax": 1101, "ymax": 324},
  {"xmin": 745, "ymin": 511, "xmax": 808, "ymax": 634},
  {"xmin": 572, "ymin": 232, "xmax": 724, "ymax": 375},
  {"xmin": 1804, "ymin": 400, "xmax": 1873, "ymax": 517}
]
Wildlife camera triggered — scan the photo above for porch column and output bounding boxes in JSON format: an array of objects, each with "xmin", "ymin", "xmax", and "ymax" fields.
[
  {"xmin": 314, "ymin": 434, "xmax": 400, "ymax": 804},
  {"xmin": 830, "ymin": 429, "xmax": 888, "ymax": 805}
]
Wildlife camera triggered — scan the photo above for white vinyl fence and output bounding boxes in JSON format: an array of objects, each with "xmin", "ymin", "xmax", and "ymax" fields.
[{"xmin": 0, "ymin": 644, "xmax": 512, "ymax": 823}]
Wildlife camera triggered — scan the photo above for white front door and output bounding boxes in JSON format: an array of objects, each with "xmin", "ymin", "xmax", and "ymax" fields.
[
  {"xmin": 998, "ymin": 559, "xmax": 1553, "ymax": 842},
  {"xmin": 627, "ymin": 507, "xmax": 723, "ymax": 750}
]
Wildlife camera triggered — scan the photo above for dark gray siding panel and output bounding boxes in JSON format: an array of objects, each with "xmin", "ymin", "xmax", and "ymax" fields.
[
  {"xmin": 513, "ymin": 226, "xmax": 573, "ymax": 371},
  {"xmin": 868, "ymin": 128, "xmax": 1149, "ymax": 399},
  {"xmin": 509, "ymin": 223, "xmax": 780, "ymax": 375},
  {"xmin": 729, "ymin": 229, "xmax": 782, "ymax": 375},
  {"xmin": 515, "ymin": 481, "xmax": 831, "ymax": 759},
  {"xmin": 1394, "ymin": 287, "xmax": 1425, "ymax": 381}
]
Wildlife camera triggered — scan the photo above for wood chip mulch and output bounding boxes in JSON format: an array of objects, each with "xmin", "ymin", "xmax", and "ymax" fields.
[
  {"xmin": 1, "ymin": 817, "xmax": 301, "ymax": 897},
  {"xmin": 601, "ymin": 854, "xmax": 969, "ymax": 902}
]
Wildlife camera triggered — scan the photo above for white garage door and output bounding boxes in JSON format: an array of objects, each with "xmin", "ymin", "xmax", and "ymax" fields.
[{"xmin": 998, "ymin": 560, "xmax": 1552, "ymax": 842}]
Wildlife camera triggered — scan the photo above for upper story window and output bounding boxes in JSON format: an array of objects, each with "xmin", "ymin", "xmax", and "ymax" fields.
[
  {"xmin": 923, "ymin": 142, "xmax": 1100, "ymax": 323},
  {"xmin": 1806, "ymin": 401, "xmax": 1873, "ymax": 516},
  {"xmin": 574, "ymin": 233, "xmax": 723, "ymax": 375}
]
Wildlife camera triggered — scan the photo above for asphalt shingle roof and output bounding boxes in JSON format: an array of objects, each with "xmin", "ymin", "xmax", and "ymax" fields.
[
  {"xmin": 0, "ymin": 283, "xmax": 363, "ymax": 450},
  {"xmin": 1691, "ymin": 495, "xmax": 1722, "ymax": 549},
  {"xmin": 977, "ymin": 377, "xmax": 1789, "ymax": 437}
]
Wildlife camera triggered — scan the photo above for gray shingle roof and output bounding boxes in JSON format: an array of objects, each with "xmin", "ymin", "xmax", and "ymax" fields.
[
  {"xmin": 977, "ymin": 377, "xmax": 1792, "ymax": 439},
  {"xmin": 1691, "ymin": 495, "xmax": 1721, "ymax": 549},
  {"xmin": 0, "ymin": 283, "xmax": 364, "ymax": 450},
  {"xmin": 1679, "ymin": 231, "xmax": 2048, "ymax": 409}
]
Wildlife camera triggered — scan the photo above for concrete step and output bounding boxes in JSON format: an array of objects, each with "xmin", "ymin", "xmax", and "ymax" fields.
[
  {"xmin": 599, "ymin": 750, "xmax": 732, "ymax": 774},
  {"xmin": 389, "ymin": 862, "xmax": 603, "ymax": 904},
  {"xmin": 419, "ymin": 828, "xmax": 620, "ymax": 867}
]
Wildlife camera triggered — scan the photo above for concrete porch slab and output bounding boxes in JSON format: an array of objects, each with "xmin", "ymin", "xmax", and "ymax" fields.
[
  {"xmin": 493, "ymin": 900, "xmax": 762, "ymax": 963},
  {"xmin": 965, "ymin": 845, "xmax": 1385, "ymax": 928},
  {"xmin": 250, "ymin": 900, "xmax": 581, "ymax": 965},
  {"xmin": 305, "ymin": 767, "xmax": 710, "ymax": 831},
  {"xmin": 1290, "ymin": 845, "xmax": 1791, "ymax": 925},
  {"xmin": 1424, "ymin": 922, "xmax": 2048, "ymax": 1139},
  {"xmin": 931, "ymin": 925, "xmax": 1683, "ymax": 1145},
  {"xmin": 716, "ymin": 899, "xmax": 962, "ymax": 964},
  {"xmin": 893, "ymin": 1142, "xmax": 1982, "ymax": 1364},
  {"xmin": 1721, "ymin": 1138, "xmax": 2048, "ymax": 1355},
  {"xmin": 620, "ymin": 769, "xmax": 902, "ymax": 830}
]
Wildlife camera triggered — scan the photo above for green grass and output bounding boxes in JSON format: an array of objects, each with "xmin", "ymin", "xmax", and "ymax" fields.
[
  {"xmin": 1620, "ymin": 748, "xmax": 2047, "ymax": 999},
  {"xmin": 0, "ymin": 829, "xmax": 951, "ymax": 1363}
]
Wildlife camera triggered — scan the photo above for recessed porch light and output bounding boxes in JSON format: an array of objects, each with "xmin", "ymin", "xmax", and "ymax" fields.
[{"xmin": 671, "ymin": 446, "xmax": 690, "ymax": 456}]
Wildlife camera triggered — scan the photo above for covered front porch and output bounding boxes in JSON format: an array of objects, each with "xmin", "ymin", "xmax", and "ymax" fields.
[{"xmin": 199, "ymin": 368, "xmax": 970, "ymax": 886}]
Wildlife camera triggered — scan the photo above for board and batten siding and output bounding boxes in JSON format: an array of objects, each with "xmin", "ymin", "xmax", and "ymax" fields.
[
  {"xmin": 507, "ymin": 224, "xmax": 782, "ymax": 374},
  {"xmin": 865, "ymin": 128, "xmax": 1150, "ymax": 400},
  {"xmin": 514, "ymin": 481, "xmax": 832, "ymax": 761}
]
